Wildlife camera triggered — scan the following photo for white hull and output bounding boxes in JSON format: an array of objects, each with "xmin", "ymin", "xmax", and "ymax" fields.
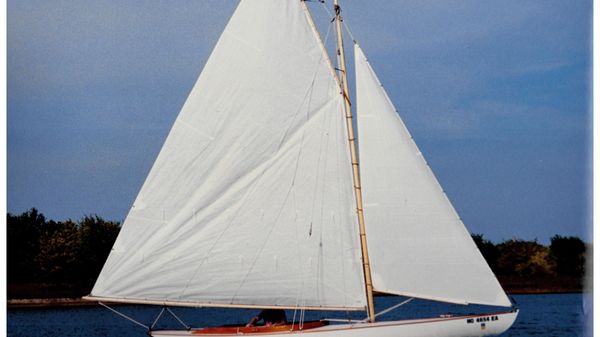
[{"xmin": 152, "ymin": 310, "xmax": 518, "ymax": 337}]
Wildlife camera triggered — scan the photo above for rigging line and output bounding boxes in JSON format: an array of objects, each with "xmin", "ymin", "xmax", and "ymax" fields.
[
  {"xmin": 301, "ymin": 0, "xmax": 344, "ymax": 94},
  {"xmin": 292, "ymin": 288, "xmax": 309, "ymax": 330},
  {"xmin": 166, "ymin": 307, "xmax": 191, "ymax": 330},
  {"xmin": 98, "ymin": 302, "xmax": 149, "ymax": 331},
  {"xmin": 291, "ymin": 305, "xmax": 298, "ymax": 327},
  {"xmin": 151, "ymin": 307, "xmax": 166, "ymax": 330},
  {"xmin": 291, "ymin": 240, "xmax": 309, "ymax": 330},
  {"xmin": 289, "ymin": 18, "xmax": 333, "ymax": 190},
  {"xmin": 303, "ymin": 19, "xmax": 333, "ymax": 251},
  {"xmin": 276, "ymin": 7, "xmax": 333, "ymax": 153},
  {"xmin": 312, "ymin": 82, "xmax": 339, "ymax": 302},
  {"xmin": 300, "ymin": 308, "xmax": 306, "ymax": 329},
  {"xmin": 319, "ymin": 1, "xmax": 358, "ymax": 44},
  {"xmin": 291, "ymin": 188, "xmax": 301, "ymax": 324},
  {"xmin": 362, "ymin": 298, "xmax": 414, "ymax": 322},
  {"xmin": 307, "ymin": 22, "xmax": 334, "ymax": 245}
]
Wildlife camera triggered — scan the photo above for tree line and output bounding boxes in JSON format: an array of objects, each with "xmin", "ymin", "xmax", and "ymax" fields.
[
  {"xmin": 7, "ymin": 208, "xmax": 120, "ymax": 298},
  {"xmin": 471, "ymin": 233, "xmax": 589, "ymax": 294},
  {"xmin": 7, "ymin": 208, "xmax": 589, "ymax": 298},
  {"xmin": 471, "ymin": 234, "xmax": 587, "ymax": 278}
]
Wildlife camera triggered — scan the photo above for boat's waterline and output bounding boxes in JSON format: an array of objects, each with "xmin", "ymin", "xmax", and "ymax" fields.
[{"xmin": 151, "ymin": 310, "xmax": 518, "ymax": 337}]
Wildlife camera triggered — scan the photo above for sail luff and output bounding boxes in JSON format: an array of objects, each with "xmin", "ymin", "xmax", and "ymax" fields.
[
  {"xmin": 299, "ymin": 1, "xmax": 342, "ymax": 95},
  {"xmin": 332, "ymin": 0, "xmax": 376, "ymax": 322}
]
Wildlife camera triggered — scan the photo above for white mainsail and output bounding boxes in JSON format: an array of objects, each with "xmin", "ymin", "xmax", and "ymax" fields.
[
  {"xmin": 90, "ymin": 0, "xmax": 367, "ymax": 310},
  {"xmin": 354, "ymin": 44, "xmax": 511, "ymax": 307}
]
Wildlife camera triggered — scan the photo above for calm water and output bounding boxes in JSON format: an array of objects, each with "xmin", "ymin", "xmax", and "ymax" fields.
[{"xmin": 7, "ymin": 294, "xmax": 591, "ymax": 336}]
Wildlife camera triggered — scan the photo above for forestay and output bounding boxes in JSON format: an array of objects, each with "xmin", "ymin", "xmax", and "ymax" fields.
[
  {"xmin": 354, "ymin": 45, "xmax": 511, "ymax": 307},
  {"xmin": 90, "ymin": 0, "xmax": 366, "ymax": 310}
]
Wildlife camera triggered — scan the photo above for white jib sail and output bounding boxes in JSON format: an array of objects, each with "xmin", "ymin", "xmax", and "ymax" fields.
[
  {"xmin": 90, "ymin": 0, "xmax": 366, "ymax": 310},
  {"xmin": 355, "ymin": 44, "xmax": 511, "ymax": 307}
]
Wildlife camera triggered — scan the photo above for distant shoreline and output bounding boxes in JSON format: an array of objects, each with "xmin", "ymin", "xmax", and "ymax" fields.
[{"xmin": 7, "ymin": 290, "xmax": 584, "ymax": 309}]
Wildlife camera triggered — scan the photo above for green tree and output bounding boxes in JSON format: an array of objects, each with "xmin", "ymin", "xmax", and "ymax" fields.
[
  {"xmin": 549, "ymin": 235, "xmax": 586, "ymax": 277},
  {"xmin": 8, "ymin": 209, "xmax": 121, "ymax": 294},
  {"xmin": 36, "ymin": 220, "xmax": 80, "ymax": 283},
  {"xmin": 497, "ymin": 239, "xmax": 555, "ymax": 277},
  {"xmin": 77, "ymin": 215, "xmax": 121, "ymax": 287},
  {"xmin": 7, "ymin": 208, "xmax": 46, "ymax": 283}
]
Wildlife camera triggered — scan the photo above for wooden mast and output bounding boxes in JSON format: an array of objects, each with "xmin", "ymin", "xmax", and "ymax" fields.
[{"xmin": 332, "ymin": 0, "xmax": 376, "ymax": 323}]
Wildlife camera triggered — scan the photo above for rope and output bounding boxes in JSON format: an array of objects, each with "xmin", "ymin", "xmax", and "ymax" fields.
[
  {"xmin": 299, "ymin": 308, "xmax": 305, "ymax": 330},
  {"xmin": 291, "ymin": 306, "xmax": 298, "ymax": 328},
  {"xmin": 167, "ymin": 307, "xmax": 191, "ymax": 330},
  {"xmin": 151, "ymin": 307, "xmax": 166, "ymax": 330},
  {"xmin": 99, "ymin": 302, "xmax": 149, "ymax": 331},
  {"xmin": 363, "ymin": 298, "xmax": 414, "ymax": 322},
  {"xmin": 320, "ymin": 1, "xmax": 358, "ymax": 43},
  {"xmin": 325, "ymin": 298, "xmax": 413, "ymax": 323}
]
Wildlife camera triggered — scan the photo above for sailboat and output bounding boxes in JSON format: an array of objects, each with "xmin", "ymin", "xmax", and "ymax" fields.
[{"xmin": 83, "ymin": 1, "xmax": 518, "ymax": 336}]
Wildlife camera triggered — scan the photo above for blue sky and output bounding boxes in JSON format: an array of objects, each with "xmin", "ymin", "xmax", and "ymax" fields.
[{"xmin": 7, "ymin": 1, "xmax": 591, "ymax": 244}]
